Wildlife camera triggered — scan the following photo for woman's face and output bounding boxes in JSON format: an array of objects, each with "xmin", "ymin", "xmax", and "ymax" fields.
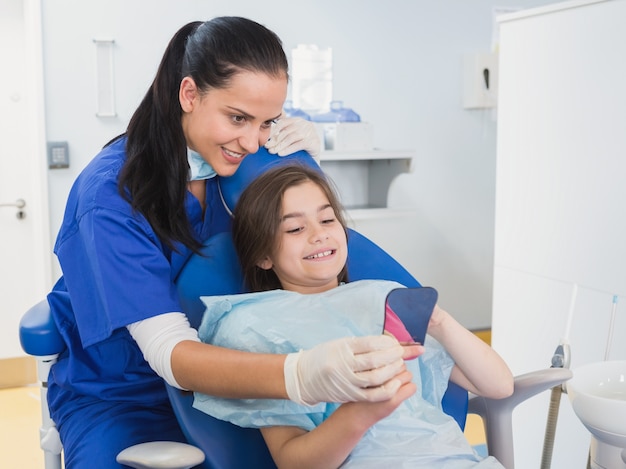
[
  {"xmin": 180, "ymin": 70, "xmax": 287, "ymax": 177},
  {"xmin": 258, "ymin": 181, "xmax": 348, "ymax": 294}
]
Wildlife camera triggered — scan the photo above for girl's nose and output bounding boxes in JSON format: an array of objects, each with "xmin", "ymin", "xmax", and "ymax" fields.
[{"xmin": 310, "ymin": 225, "xmax": 329, "ymax": 243}]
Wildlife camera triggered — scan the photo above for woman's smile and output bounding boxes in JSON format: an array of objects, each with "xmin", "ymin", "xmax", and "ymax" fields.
[{"xmin": 222, "ymin": 147, "xmax": 246, "ymax": 162}]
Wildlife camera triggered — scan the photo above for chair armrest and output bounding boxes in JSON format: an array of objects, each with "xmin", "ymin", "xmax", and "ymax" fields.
[
  {"xmin": 19, "ymin": 300, "xmax": 65, "ymax": 357},
  {"xmin": 116, "ymin": 441, "xmax": 205, "ymax": 469},
  {"xmin": 467, "ymin": 368, "xmax": 573, "ymax": 469}
]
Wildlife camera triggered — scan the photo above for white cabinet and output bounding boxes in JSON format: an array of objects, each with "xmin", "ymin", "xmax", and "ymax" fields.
[
  {"xmin": 492, "ymin": 1, "xmax": 626, "ymax": 468},
  {"xmin": 319, "ymin": 150, "xmax": 414, "ymax": 211}
]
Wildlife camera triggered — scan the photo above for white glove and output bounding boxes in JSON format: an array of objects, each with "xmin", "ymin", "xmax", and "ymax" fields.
[
  {"xmin": 265, "ymin": 116, "xmax": 322, "ymax": 160},
  {"xmin": 284, "ymin": 335, "xmax": 406, "ymax": 406}
]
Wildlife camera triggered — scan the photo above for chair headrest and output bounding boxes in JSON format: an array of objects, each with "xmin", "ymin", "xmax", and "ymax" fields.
[{"xmin": 218, "ymin": 147, "xmax": 320, "ymax": 215}]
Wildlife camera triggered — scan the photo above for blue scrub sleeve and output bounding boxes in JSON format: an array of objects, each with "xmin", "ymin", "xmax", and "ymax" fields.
[{"xmin": 56, "ymin": 205, "xmax": 181, "ymax": 347}]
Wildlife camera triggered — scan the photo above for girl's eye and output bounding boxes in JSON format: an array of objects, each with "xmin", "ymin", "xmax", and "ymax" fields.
[
  {"xmin": 285, "ymin": 226, "xmax": 303, "ymax": 234},
  {"xmin": 321, "ymin": 218, "xmax": 336, "ymax": 225}
]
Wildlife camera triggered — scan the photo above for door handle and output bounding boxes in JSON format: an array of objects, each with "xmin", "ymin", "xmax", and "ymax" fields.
[
  {"xmin": 0, "ymin": 198, "xmax": 26, "ymax": 219},
  {"xmin": 0, "ymin": 198, "xmax": 26, "ymax": 209}
]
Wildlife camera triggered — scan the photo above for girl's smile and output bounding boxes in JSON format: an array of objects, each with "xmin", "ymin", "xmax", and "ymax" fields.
[{"xmin": 304, "ymin": 249, "xmax": 336, "ymax": 260}]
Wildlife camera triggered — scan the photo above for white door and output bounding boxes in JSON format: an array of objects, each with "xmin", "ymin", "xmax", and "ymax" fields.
[{"xmin": 0, "ymin": 0, "xmax": 52, "ymax": 359}]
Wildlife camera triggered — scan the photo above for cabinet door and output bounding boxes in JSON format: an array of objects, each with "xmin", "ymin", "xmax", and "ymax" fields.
[{"xmin": 493, "ymin": 2, "xmax": 626, "ymax": 468}]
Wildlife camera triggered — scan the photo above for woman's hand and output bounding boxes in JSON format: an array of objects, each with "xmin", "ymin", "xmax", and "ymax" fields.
[
  {"xmin": 265, "ymin": 117, "xmax": 321, "ymax": 159},
  {"xmin": 284, "ymin": 335, "xmax": 414, "ymax": 405}
]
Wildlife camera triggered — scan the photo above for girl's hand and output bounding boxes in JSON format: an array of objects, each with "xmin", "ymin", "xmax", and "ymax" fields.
[
  {"xmin": 399, "ymin": 341, "xmax": 424, "ymax": 360},
  {"xmin": 383, "ymin": 326, "xmax": 424, "ymax": 360},
  {"xmin": 341, "ymin": 369, "xmax": 416, "ymax": 426},
  {"xmin": 428, "ymin": 304, "xmax": 447, "ymax": 329}
]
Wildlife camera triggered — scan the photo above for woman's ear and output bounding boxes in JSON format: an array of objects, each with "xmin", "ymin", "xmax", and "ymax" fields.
[
  {"xmin": 179, "ymin": 76, "xmax": 198, "ymax": 113},
  {"xmin": 257, "ymin": 257, "xmax": 273, "ymax": 270}
]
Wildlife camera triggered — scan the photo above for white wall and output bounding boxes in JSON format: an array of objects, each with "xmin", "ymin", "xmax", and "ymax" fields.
[{"xmin": 40, "ymin": 0, "xmax": 553, "ymax": 329}]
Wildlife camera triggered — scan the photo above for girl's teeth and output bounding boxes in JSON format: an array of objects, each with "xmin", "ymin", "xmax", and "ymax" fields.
[{"xmin": 308, "ymin": 250, "xmax": 332, "ymax": 259}]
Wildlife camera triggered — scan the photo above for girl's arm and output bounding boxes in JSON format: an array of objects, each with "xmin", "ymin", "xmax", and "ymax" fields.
[
  {"xmin": 427, "ymin": 305, "xmax": 514, "ymax": 399},
  {"xmin": 260, "ymin": 371, "xmax": 416, "ymax": 469}
]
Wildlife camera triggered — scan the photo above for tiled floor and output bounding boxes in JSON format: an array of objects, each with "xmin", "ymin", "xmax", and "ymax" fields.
[{"xmin": 1, "ymin": 329, "xmax": 489, "ymax": 468}]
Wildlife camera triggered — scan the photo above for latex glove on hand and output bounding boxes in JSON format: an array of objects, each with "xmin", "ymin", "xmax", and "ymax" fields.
[
  {"xmin": 284, "ymin": 335, "xmax": 410, "ymax": 406},
  {"xmin": 265, "ymin": 117, "xmax": 322, "ymax": 162}
]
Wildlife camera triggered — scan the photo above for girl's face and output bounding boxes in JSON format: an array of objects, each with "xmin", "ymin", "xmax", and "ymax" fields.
[
  {"xmin": 179, "ymin": 70, "xmax": 287, "ymax": 177},
  {"xmin": 258, "ymin": 181, "xmax": 348, "ymax": 294}
]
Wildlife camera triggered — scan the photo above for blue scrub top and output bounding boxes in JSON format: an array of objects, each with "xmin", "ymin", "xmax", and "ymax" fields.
[{"xmin": 47, "ymin": 136, "xmax": 231, "ymax": 428}]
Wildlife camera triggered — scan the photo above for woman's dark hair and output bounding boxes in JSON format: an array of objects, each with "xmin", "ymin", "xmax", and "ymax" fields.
[
  {"xmin": 232, "ymin": 164, "xmax": 349, "ymax": 292},
  {"xmin": 118, "ymin": 17, "xmax": 289, "ymax": 252}
]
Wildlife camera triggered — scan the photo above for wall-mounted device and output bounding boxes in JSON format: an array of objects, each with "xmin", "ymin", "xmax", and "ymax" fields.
[
  {"xmin": 47, "ymin": 141, "xmax": 69, "ymax": 169},
  {"xmin": 463, "ymin": 52, "xmax": 498, "ymax": 109}
]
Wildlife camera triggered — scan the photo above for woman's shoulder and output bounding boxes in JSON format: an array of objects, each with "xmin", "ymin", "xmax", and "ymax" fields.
[
  {"xmin": 71, "ymin": 137, "xmax": 129, "ymax": 211},
  {"xmin": 57, "ymin": 137, "xmax": 142, "ymax": 239},
  {"xmin": 54, "ymin": 137, "xmax": 160, "ymax": 260},
  {"xmin": 80, "ymin": 137, "xmax": 126, "ymax": 185}
]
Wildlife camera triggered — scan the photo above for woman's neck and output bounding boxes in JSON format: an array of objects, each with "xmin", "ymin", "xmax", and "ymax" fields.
[{"xmin": 187, "ymin": 179, "xmax": 206, "ymax": 212}]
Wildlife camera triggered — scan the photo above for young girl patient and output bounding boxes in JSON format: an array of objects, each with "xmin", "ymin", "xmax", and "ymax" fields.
[{"xmin": 194, "ymin": 164, "xmax": 513, "ymax": 468}]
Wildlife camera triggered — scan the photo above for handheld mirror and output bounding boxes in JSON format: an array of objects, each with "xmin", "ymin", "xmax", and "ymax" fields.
[{"xmin": 385, "ymin": 287, "xmax": 438, "ymax": 344}]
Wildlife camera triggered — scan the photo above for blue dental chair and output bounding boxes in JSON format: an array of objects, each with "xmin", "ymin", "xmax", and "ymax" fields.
[{"xmin": 19, "ymin": 149, "xmax": 572, "ymax": 469}]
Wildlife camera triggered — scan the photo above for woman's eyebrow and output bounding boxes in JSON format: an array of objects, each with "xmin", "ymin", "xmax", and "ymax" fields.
[{"xmin": 226, "ymin": 105, "xmax": 281, "ymax": 122}]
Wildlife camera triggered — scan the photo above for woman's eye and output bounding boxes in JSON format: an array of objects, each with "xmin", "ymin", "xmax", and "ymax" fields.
[
  {"xmin": 232, "ymin": 115, "xmax": 246, "ymax": 124},
  {"xmin": 321, "ymin": 218, "xmax": 336, "ymax": 225},
  {"xmin": 261, "ymin": 119, "xmax": 276, "ymax": 130}
]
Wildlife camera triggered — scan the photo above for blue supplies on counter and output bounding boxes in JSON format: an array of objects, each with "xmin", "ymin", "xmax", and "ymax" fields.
[
  {"xmin": 311, "ymin": 100, "xmax": 361, "ymax": 123},
  {"xmin": 282, "ymin": 100, "xmax": 311, "ymax": 120}
]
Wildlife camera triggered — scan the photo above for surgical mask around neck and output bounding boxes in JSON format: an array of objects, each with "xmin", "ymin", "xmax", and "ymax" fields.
[{"xmin": 187, "ymin": 148, "xmax": 216, "ymax": 181}]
